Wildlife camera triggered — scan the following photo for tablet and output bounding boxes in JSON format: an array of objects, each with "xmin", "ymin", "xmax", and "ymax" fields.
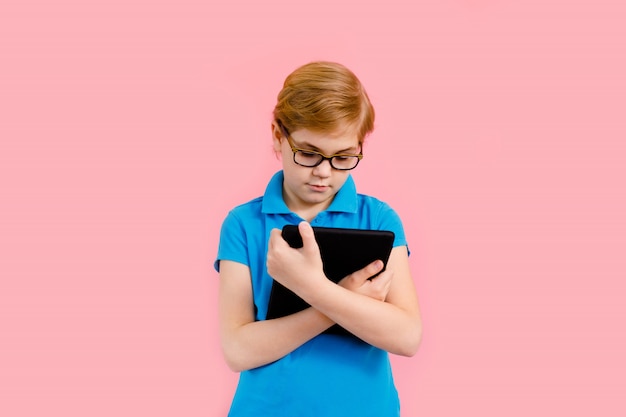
[{"xmin": 266, "ymin": 225, "xmax": 395, "ymax": 336}]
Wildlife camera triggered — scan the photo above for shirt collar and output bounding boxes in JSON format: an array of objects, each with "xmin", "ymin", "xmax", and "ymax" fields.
[{"xmin": 261, "ymin": 170, "xmax": 358, "ymax": 214}]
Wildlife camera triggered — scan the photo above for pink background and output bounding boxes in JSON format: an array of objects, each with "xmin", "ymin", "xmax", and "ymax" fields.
[{"xmin": 1, "ymin": 0, "xmax": 625, "ymax": 415}]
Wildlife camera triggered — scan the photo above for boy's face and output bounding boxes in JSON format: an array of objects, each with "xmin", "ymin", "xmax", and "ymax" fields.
[{"xmin": 272, "ymin": 122, "xmax": 361, "ymax": 219}]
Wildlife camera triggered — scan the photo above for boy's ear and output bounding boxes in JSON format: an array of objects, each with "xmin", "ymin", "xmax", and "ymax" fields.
[{"xmin": 271, "ymin": 121, "xmax": 283, "ymax": 152}]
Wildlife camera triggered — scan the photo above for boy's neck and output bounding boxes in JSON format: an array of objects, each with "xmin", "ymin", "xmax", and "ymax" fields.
[{"xmin": 282, "ymin": 191, "xmax": 333, "ymax": 223}]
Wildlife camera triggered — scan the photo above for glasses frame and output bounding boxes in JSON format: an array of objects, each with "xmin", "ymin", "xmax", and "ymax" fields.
[{"xmin": 278, "ymin": 123, "xmax": 363, "ymax": 171}]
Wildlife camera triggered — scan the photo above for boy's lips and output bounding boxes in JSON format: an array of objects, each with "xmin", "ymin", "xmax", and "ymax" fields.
[{"xmin": 307, "ymin": 183, "xmax": 329, "ymax": 192}]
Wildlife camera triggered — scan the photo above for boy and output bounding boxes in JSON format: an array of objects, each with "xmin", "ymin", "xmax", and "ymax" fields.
[{"xmin": 215, "ymin": 61, "xmax": 422, "ymax": 416}]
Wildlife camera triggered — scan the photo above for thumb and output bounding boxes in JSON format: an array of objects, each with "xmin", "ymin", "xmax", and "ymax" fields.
[
  {"xmin": 358, "ymin": 259, "xmax": 384, "ymax": 282},
  {"xmin": 298, "ymin": 221, "xmax": 319, "ymax": 254}
]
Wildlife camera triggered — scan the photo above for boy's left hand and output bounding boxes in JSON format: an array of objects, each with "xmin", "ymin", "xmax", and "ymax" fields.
[{"xmin": 266, "ymin": 221, "xmax": 326, "ymax": 296}]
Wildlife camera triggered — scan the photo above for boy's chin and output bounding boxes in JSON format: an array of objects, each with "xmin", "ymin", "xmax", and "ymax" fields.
[{"xmin": 303, "ymin": 193, "xmax": 334, "ymax": 206}]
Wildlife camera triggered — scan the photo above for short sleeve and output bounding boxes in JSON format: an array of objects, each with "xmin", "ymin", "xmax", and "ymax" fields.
[
  {"xmin": 214, "ymin": 211, "xmax": 250, "ymax": 272},
  {"xmin": 375, "ymin": 202, "xmax": 409, "ymax": 253}
]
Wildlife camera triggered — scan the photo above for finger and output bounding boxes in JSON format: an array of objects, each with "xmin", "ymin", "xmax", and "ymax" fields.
[
  {"xmin": 351, "ymin": 259, "xmax": 384, "ymax": 284},
  {"xmin": 268, "ymin": 228, "xmax": 287, "ymax": 252},
  {"xmin": 298, "ymin": 221, "xmax": 320, "ymax": 255},
  {"xmin": 370, "ymin": 269, "xmax": 393, "ymax": 301},
  {"xmin": 371, "ymin": 268, "xmax": 393, "ymax": 287}
]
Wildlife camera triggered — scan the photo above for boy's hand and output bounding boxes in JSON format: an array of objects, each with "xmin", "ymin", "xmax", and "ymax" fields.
[
  {"xmin": 266, "ymin": 221, "xmax": 326, "ymax": 295},
  {"xmin": 338, "ymin": 260, "xmax": 393, "ymax": 302}
]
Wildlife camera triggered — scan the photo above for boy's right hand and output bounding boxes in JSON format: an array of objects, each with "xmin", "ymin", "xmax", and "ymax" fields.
[{"xmin": 338, "ymin": 261, "xmax": 393, "ymax": 302}]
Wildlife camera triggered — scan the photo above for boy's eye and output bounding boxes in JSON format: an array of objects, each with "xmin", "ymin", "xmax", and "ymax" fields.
[{"xmin": 299, "ymin": 151, "xmax": 320, "ymax": 159}]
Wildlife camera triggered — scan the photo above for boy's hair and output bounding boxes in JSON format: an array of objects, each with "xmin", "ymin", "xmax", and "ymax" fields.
[{"xmin": 273, "ymin": 61, "xmax": 375, "ymax": 143}]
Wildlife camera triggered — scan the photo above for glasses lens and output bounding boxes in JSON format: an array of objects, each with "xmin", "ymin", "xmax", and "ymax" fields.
[
  {"xmin": 294, "ymin": 151, "xmax": 323, "ymax": 167},
  {"xmin": 331, "ymin": 156, "xmax": 360, "ymax": 170}
]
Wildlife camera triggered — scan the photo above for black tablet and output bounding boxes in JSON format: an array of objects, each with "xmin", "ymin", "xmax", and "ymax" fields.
[{"xmin": 266, "ymin": 225, "xmax": 395, "ymax": 336}]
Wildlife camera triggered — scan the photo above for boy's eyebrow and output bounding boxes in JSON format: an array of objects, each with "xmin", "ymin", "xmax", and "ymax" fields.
[{"xmin": 295, "ymin": 140, "xmax": 360, "ymax": 154}]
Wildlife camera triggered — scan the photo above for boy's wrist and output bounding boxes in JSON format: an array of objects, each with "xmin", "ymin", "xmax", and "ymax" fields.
[{"xmin": 298, "ymin": 273, "xmax": 335, "ymax": 310}]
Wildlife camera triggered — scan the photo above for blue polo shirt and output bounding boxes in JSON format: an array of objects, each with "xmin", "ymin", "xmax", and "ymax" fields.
[{"xmin": 215, "ymin": 171, "xmax": 408, "ymax": 417}]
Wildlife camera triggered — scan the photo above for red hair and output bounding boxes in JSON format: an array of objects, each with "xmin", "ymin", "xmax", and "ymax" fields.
[{"xmin": 273, "ymin": 61, "xmax": 375, "ymax": 143}]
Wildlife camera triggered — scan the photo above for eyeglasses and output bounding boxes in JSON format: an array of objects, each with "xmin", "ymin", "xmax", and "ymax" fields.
[{"xmin": 279, "ymin": 124, "xmax": 363, "ymax": 171}]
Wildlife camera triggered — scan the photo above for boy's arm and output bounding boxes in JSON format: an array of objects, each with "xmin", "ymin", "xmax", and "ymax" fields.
[
  {"xmin": 218, "ymin": 260, "xmax": 333, "ymax": 372},
  {"xmin": 218, "ymin": 257, "xmax": 394, "ymax": 372}
]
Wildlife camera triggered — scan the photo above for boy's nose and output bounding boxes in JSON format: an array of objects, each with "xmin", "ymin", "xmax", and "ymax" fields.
[{"xmin": 312, "ymin": 159, "xmax": 332, "ymax": 177}]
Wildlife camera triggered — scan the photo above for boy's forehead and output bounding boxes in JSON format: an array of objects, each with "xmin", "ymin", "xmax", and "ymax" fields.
[{"xmin": 291, "ymin": 127, "xmax": 360, "ymax": 151}]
